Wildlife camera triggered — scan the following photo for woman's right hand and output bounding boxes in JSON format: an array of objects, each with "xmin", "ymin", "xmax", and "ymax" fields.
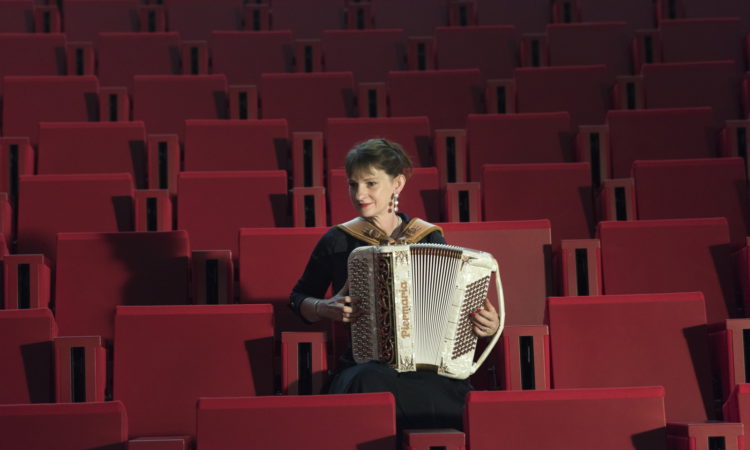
[{"xmin": 310, "ymin": 282, "xmax": 361, "ymax": 323}]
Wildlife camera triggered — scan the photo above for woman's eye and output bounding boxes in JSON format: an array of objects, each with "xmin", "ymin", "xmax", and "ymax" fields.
[{"xmin": 367, "ymin": 182, "xmax": 376, "ymax": 187}]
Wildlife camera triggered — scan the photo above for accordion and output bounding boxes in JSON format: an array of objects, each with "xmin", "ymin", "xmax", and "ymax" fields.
[{"xmin": 348, "ymin": 243, "xmax": 505, "ymax": 380}]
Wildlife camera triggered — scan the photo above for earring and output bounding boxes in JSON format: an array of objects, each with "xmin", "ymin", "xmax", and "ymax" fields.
[{"xmin": 393, "ymin": 193, "xmax": 399, "ymax": 213}]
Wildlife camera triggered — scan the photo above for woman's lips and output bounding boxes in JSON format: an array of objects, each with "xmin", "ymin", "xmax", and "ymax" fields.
[{"xmin": 359, "ymin": 203, "xmax": 372, "ymax": 207}]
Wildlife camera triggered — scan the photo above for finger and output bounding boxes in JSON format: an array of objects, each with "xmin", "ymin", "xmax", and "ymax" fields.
[
  {"xmin": 471, "ymin": 314, "xmax": 493, "ymax": 329},
  {"xmin": 474, "ymin": 308, "xmax": 495, "ymax": 321},
  {"xmin": 472, "ymin": 324, "xmax": 489, "ymax": 337},
  {"xmin": 483, "ymin": 299, "xmax": 497, "ymax": 313},
  {"xmin": 336, "ymin": 295, "xmax": 352, "ymax": 305},
  {"xmin": 342, "ymin": 305, "xmax": 354, "ymax": 314}
]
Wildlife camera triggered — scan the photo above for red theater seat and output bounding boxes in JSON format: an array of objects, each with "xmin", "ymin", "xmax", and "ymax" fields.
[
  {"xmin": 370, "ymin": 0, "xmax": 447, "ymax": 36},
  {"xmin": 549, "ymin": 292, "xmax": 714, "ymax": 422},
  {"xmin": 387, "ymin": 69, "xmax": 484, "ymax": 130},
  {"xmin": 435, "ymin": 25, "xmax": 519, "ymax": 80},
  {"xmin": 577, "ymin": 0, "xmax": 655, "ymax": 28},
  {"xmin": 164, "ymin": 0, "xmax": 244, "ymax": 40},
  {"xmin": 642, "ymin": 61, "xmax": 743, "ymax": 123},
  {"xmin": 0, "ymin": 401, "xmax": 127, "ymax": 450},
  {"xmin": 2, "ymin": 75, "xmax": 99, "ymax": 145},
  {"xmin": 0, "ymin": 309, "xmax": 56, "ymax": 404},
  {"xmin": 547, "ymin": 22, "xmax": 634, "ymax": 79},
  {"xmin": 322, "ymin": 29, "xmax": 407, "ymax": 83},
  {"xmin": 633, "ymin": 158, "xmax": 749, "ymax": 246},
  {"xmin": 466, "ymin": 112, "xmax": 575, "ymax": 180},
  {"xmin": 133, "ymin": 74, "xmax": 228, "ymax": 140},
  {"xmin": 440, "ymin": 220, "xmax": 552, "ymax": 326},
  {"xmin": 681, "ymin": 0, "xmax": 750, "ymax": 32},
  {"xmin": 475, "ymin": 0, "xmax": 550, "ymax": 33},
  {"xmin": 209, "ymin": 31, "xmax": 293, "ymax": 86},
  {"xmin": 482, "ymin": 163, "xmax": 594, "ymax": 245},
  {"xmin": 63, "ymin": 0, "xmax": 140, "ymax": 42},
  {"xmin": 114, "ymin": 304, "xmax": 275, "ymax": 438},
  {"xmin": 17, "ymin": 173, "xmax": 134, "ymax": 260},
  {"xmin": 183, "ymin": 119, "xmax": 290, "ymax": 171},
  {"xmin": 324, "ymin": 116, "xmax": 432, "ymax": 172},
  {"xmin": 269, "ymin": 0, "xmax": 345, "ymax": 38},
  {"xmin": 37, "ymin": 121, "xmax": 148, "ymax": 188},
  {"xmin": 196, "ymin": 393, "xmax": 396, "ymax": 450},
  {"xmin": 327, "ymin": 167, "xmax": 440, "ymax": 224},
  {"xmin": 465, "ymin": 387, "xmax": 667, "ymax": 449},
  {"xmin": 599, "ymin": 218, "xmax": 739, "ymax": 323},
  {"xmin": 0, "ymin": 34, "xmax": 66, "ymax": 91},
  {"xmin": 177, "ymin": 170, "xmax": 289, "ymax": 255},
  {"xmin": 97, "ymin": 32, "xmax": 181, "ymax": 90},
  {"xmin": 659, "ymin": 18, "xmax": 746, "ymax": 72},
  {"xmin": 606, "ymin": 107, "xmax": 718, "ymax": 178},
  {"xmin": 55, "ymin": 231, "xmax": 190, "ymax": 341},
  {"xmin": 239, "ymin": 227, "xmax": 329, "ymax": 334},
  {"xmin": 260, "ymin": 72, "xmax": 356, "ymax": 133},
  {"xmin": 515, "ymin": 65, "xmax": 611, "ymax": 126},
  {"xmin": 724, "ymin": 384, "xmax": 750, "ymax": 434},
  {"xmin": 0, "ymin": 1, "xmax": 35, "ymax": 32}
]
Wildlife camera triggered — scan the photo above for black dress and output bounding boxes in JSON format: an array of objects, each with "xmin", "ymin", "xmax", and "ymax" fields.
[{"xmin": 289, "ymin": 213, "xmax": 473, "ymax": 432}]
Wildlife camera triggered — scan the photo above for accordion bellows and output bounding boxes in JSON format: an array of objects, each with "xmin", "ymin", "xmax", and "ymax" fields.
[{"xmin": 348, "ymin": 243, "xmax": 505, "ymax": 380}]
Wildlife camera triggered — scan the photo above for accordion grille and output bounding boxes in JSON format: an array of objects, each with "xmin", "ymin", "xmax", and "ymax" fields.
[
  {"xmin": 375, "ymin": 253, "xmax": 396, "ymax": 365},
  {"xmin": 349, "ymin": 257, "xmax": 374, "ymax": 360},
  {"xmin": 452, "ymin": 275, "xmax": 491, "ymax": 359}
]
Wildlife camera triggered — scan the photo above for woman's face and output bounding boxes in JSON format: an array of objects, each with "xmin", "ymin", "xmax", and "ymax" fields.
[{"xmin": 348, "ymin": 166, "xmax": 404, "ymax": 221}]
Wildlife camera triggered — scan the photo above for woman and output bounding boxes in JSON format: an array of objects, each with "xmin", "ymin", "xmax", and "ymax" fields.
[{"xmin": 290, "ymin": 138, "xmax": 500, "ymax": 431}]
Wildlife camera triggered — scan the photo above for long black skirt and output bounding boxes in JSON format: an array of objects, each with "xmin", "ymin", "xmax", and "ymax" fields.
[{"xmin": 327, "ymin": 361, "xmax": 473, "ymax": 432}]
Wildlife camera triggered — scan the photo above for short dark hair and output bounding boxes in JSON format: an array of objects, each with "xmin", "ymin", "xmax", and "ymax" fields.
[{"xmin": 344, "ymin": 138, "xmax": 413, "ymax": 179}]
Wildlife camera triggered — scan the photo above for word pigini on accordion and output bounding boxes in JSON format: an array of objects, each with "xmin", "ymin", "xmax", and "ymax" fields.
[{"xmin": 348, "ymin": 243, "xmax": 505, "ymax": 380}]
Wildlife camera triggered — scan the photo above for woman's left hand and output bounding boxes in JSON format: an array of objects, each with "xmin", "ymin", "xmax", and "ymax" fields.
[{"xmin": 470, "ymin": 299, "xmax": 500, "ymax": 338}]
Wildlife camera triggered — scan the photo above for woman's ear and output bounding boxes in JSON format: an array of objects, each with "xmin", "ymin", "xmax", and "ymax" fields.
[{"xmin": 393, "ymin": 174, "xmax": 406, "ymax": 195}]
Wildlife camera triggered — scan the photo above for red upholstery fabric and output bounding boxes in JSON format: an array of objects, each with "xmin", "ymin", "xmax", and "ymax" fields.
[
  {"xmin": 370, "ymin": 0, "xmax": 447, "ymax": 36},
  {"xmin": 435, "ymin": 25, "xmax": 519, "ymax": 79},
  {"xmin": 0, "ymin": 401, "xmax": 127, "ymax": 450},
  {"xmin": 55, "ymin": 231, "xmax": 190, "ymax": 341},
  {"xmin": 388, "ymin": 69, "xmax": 484, "ymax": 129},
  {"xmin": 547, "ymin": 22, "xmax": 634, "ymax": 79},
  {"xmin": 63, "ymin": 0, "xmax": 139, "ymax": 41},
  {"xmin": 577, "ymin": 0, "xmax": 654, "ymax": 28},
  {"xmin": 659, "ymin": 18, "xmax": 746, "ymax": 72},
  {"xmin": 465, "ymin": 387, "xmax": 666, "ymax": 449},
  {"xmin": 37, "ymin": 121, "xmax": 148, "ymax": 188},
  {"xmin": 2, "ymin": 75, "xmax": 99, "ymax": 145},
  {"xmin": 515, "ymin": 65, "xmax": 611, "ymax": 126},
  {"xmin": 482, "ymin": 162, "xmax": 594, "ymax": 245},
  {"xmin": 549, "ymin": 292, "xmax": 714, "ymax": 422},
  {"xmin": 238, "ymin": 227, "xmax": 329, "ymax": 334},
  {"xmin": 0, "ymin": 1, "xmax": 35, "ymax": 32},
  {"xmin": 209, "ymin": 31, "xmax": 293, "ymax": 86},
  {"xmin": 260, "ymin": 72, "xmax": 356, "ymax": 133},
  {"xmin": 322, "ymin": 29, "xmax": 407, "ymax": 83},
  {"xmin": 599, "ymin": 218, "xmax": 739, "ymax": 323},
  {"xmin": 197, "ymin": 393, "xmax": 396, "ymax": 450},
  {"xmin": 327, "ymin": 167, "xmax": 441, "ymax": 224},
  {"xmin": 466, "ymin": 112, "xmax": 574, "ymax": 180},
  {"xmin": 325, "ymin": 116, "xmax": 432, "ymax": 172},
  {"xmin": 269, "ymin": 0, "xmax": 345, "ymax": 38},
  {"xmin": 164, "ymin": 0, "xmax": 244, "ymax": 40},
  {"xmin": 607, "ymin": 107, "xmax": 718, "ymax": 178},
  {"xmin": 682, "ymin": 0, "xmax": 750, "ymax": 32},
  {"xmin": 176, "ymin": 170, "xmax": 289, "ymax": 255},
  {"xmin": 440, "ymin": 220, "xmax": 552, "ymax": 326},
  {"xmin": 642, "ymin": 61, "xmax": 743, "ymax": 123},
  {"xmin": 17, "ymin": 173, "xmax": 135, "ymax": 260},
  {"xmin": 633, "ymin": 157, "xmax": 749, "ymax": 246},
  {"xmin": 133, "ymin": 74, "xmax": 228, "ymax": 140},
  {"xmin": 0, "ymin": 34, "xmax": 66, "ymax": 92},
  {"xmin": 183, "ymin": 119, "xmax": 290, "ymax": 171},
  {"xmin": 0, "ymin": 309, "xmax": 57, "ymax": 404},
  {"xmin": 114, "ymin": 304, "xmax": 274, "ymax": 437},
  {"xmin": 97, "ymin": 32, "xmax": 181, "ymax": 90},
  {"xmin": 475, "ymin": 0, "xmax": 550, "ymax": 33}
]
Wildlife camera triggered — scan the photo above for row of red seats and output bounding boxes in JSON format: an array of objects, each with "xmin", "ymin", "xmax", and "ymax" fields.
[
  {"xmin": 2, "ymin": 62, "xmax": 748, "ymax": 145},
  {"xmin": 6, "ymin": 151, "xmax": 748, "ymax": 257},
  {"xmin": 3, "ymin": 107, "xmax": 739, "ymax": 184},
  {"xmin": 3, "ymin": 18, "xmax": 748, "ymax": 85}
]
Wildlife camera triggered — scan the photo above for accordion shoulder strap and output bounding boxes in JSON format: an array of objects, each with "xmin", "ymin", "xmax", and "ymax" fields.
[{"xmin": 337, "ymin": 217, "xmax": 443, "ymax": 246}]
